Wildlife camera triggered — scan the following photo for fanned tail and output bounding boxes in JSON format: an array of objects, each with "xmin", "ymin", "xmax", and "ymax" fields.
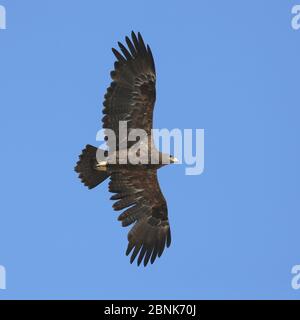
[{"xmin": 75, "ymin": 145, "xmax": 109, "ymax": 189}]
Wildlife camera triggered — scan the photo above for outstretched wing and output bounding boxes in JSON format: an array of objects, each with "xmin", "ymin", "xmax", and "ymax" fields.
[
  {"xmin": 102, "ymin": 31, "xmax": 156, "ymax": 150},
  {"xmin": 109, "ymin": 168, "xmax": 171, "ymax": 266}
]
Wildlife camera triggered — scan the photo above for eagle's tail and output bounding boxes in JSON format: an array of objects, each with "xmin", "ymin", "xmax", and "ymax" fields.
[{"xmin": 75, "ymin": 144, "xmax": 109, "ymax": 189}]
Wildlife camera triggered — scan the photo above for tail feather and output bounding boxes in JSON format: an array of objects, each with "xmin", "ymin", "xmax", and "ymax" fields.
[{"xmin": 75, "ymin": 145, "xmax": 109, "ymax": 189}]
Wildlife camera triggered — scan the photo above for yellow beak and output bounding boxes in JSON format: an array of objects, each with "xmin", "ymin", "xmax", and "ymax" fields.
[{"xmin": 171, "ymin": 157, "xmax": 179, "ymax": 163}]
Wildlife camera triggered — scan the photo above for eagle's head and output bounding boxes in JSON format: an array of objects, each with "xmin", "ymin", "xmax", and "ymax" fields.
[{"xmin": 158, "ymin": 152, "xmax": 179, "ymax": 165}]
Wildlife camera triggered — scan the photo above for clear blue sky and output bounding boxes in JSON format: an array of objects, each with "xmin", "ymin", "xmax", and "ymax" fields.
[{"xmin": 0, "ymin": 0, "xmax": 300, "ymax": 299}]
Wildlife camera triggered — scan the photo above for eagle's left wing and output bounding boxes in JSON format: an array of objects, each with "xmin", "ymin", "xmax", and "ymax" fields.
[
  {"xmin": 109, "ymin": 168, "xmax": 171, "ymax": 266},
  {"xmin": 102, "ymin": 32, "xmax": 156, "ymax": 151}
]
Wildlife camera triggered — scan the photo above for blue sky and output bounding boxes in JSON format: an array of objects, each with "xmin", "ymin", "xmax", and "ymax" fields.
[{"xmin": 0, "ymin": 0, "xmax": 300, "ymax": 299}]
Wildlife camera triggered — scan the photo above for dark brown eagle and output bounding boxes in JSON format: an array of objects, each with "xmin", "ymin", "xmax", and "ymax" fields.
[{"xmin": 75, "ymin": 32, "xmax": 178, "ymax": 266}]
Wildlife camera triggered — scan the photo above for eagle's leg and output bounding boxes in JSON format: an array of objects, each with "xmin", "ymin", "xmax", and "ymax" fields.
[
  {"xmin": 75, "ymin": 145, "xmax": 109, "ymax": 189},
  {"xmin": 94, "ymin": 161, "xmax": 108, "ymax": 172}
]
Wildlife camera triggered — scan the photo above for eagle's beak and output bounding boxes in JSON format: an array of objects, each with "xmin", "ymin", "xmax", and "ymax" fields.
[{"xmin": 171, "ymin": 157, "xmax": 179, "ymax": 163}]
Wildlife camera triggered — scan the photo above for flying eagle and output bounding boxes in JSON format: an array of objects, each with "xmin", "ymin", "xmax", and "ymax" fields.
[{"xmin": 75, "ymin": 32, "xmax": 178, "ymax": 266}]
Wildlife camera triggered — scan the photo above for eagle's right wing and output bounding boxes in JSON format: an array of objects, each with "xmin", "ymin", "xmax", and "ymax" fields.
[{"xmin": 109, "ymin": 168, "xmax": 171, "ymax": 266}]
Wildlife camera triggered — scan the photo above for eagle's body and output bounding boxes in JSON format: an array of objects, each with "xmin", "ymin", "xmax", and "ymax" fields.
[{"xmin": 75, "ymin": 32, "xmax": 176, "ymax": 266}]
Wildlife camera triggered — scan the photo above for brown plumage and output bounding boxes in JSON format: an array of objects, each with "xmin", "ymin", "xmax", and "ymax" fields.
[
  {"xmin": 75, "ymin": 32, "xmax": 176, "ymax": 266},
  {"xmin": 103, "ymin": 31, "xmax": 156, "ymax": 151}
]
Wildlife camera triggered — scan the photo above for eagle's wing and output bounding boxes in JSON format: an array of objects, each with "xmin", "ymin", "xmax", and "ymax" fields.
[
  {"xmin": 102, "ymin": 32, "xmax": 156, "ymax": 150},
  {"xmin": 109, "ymin": 168, "xmax": 171, "ymax": 266}
]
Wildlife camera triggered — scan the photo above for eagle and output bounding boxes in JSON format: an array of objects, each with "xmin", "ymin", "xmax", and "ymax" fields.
[{"xmin": 75, "ymin": 32, "xmax": 178, "ymax": 266}]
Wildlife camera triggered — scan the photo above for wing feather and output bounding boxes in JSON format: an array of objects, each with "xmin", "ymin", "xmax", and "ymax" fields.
[
  {"xmin": 109, "ymin": 168, "xmax": 171, "ymax": 266},
  {"xmin": 103, "ymin": 32, "xmax": 156, "ymax": 150}
]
